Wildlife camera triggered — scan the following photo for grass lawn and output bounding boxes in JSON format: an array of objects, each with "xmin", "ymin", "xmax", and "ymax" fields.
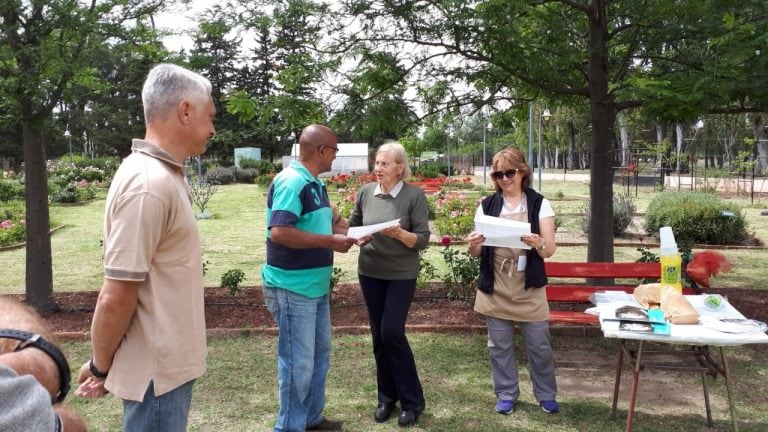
[{"xmin": 61, "ymin": 333, "xmax": 768, "ymax": 431}]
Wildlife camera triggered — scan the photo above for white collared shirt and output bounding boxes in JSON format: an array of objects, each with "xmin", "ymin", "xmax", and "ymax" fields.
[{"xmin": 374, "ymin": 180, "xmax": 404, "ymax": 198}]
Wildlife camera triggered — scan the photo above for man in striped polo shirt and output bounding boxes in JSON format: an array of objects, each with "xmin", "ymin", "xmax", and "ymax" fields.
[{"xmin": 262, "ymin": 124, "xmax": 357, "ymax": 432}]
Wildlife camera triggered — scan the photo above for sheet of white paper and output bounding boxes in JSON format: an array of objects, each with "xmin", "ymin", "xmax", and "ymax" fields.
[
  {"xmin": 347, "ymin": 219, "xmax": 400, "ymax": 240},
  {"xmin": 474, "ymin": 214, "xmax": 532, "ymax": 249}
]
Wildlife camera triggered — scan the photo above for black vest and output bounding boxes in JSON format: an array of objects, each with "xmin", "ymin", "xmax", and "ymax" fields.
[{"xmin": 477, "ymin": 189, "xmax": 548, "ymax": 294}]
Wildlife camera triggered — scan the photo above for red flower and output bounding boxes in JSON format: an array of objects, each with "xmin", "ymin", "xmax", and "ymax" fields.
[{"xmin": 441, "ymin": 236, "xmax": 451, "ymax": 246}]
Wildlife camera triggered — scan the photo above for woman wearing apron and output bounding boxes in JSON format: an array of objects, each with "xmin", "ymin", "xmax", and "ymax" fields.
[{"xmin": 466, "ymin": 147, "xmax": 559, "ymax": 416}]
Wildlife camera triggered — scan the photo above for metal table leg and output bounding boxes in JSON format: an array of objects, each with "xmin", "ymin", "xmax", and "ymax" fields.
[
  {"xmin": 720, "ymin": 347, "xmax": 739, "ymax": 432},
  {"xmin": 625, "ymin": 340, "xmax": 644, "ymax": 432},
  {"xmin": 701, "ymin": 371, "xmax": 713, "ymax": 427},
  {"xmin": 611, "ymin": 340, "xmax": 625, "ymax": 418}
]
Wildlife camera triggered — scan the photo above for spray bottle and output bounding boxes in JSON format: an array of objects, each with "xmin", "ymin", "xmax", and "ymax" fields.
[{"xmin": 659, "ymin": 226, "xmax": 682, "ymax": 294}]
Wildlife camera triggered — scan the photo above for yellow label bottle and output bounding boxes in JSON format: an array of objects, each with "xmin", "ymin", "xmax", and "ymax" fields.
[
  {"xmin": 660, "ymin": 252, "xmax": 682, "ymax": 294},
  {"xmin": 659, "ymin": 226, "xmax": 682, "ymax": 294}
]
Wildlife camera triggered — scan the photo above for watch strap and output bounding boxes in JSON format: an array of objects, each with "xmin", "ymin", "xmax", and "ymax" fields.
[
  {"xmin": 0, "ymin": 328, "xmax": 71, "ymax": 403},
  {"xmin": 89, "ymin": 358, "xmax": 109, "ymax": 379}
]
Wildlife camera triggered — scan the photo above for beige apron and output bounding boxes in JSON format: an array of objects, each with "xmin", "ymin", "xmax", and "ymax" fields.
[{"xmin": 474, "ymin": 210, "xmax": 549, "ymax": 321}]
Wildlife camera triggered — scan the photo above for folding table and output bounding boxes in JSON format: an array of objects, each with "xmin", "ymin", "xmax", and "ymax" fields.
[{"xmin": 592, "ymin": 293, "xmax": 768, "ymax": 432}]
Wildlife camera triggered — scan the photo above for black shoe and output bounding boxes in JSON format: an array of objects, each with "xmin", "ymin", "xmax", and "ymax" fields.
[
  {"xmin": 374, "ymin": 403, "xmax": 396, "ymax": 423},
  {"xmin": 305, "ymin": 417, "xmax": 342, "ymax": 431},
  {"xmin": 397, "ymin": 404, "xmax": 425, "ymax": 427}
]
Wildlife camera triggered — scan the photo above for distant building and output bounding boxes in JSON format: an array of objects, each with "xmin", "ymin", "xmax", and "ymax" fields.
[
  {"xmin": 283, "ymin": 143, "xmax": 369, "ymax": 176},
  {"xmin": 234, "ymin": 147, "xmax": 261, "ymax": 169}
]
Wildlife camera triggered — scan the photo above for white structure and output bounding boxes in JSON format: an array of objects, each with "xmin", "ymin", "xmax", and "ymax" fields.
[
  {"xmin": 234, "ymin": 147, "xmax": 261, "ymax": 168},
  {"xmin": 282, "ymin": 143, "xmax": 369, "ymax": 176}
]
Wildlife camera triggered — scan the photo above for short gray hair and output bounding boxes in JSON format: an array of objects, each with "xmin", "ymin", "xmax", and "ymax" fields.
[
  {"xmin": 142, "ymin": 63, "xmax": 212, "ymax": 124},
  {"xmin": 376, "ymin": 141, "xmax": 411, "ymax": 181}
]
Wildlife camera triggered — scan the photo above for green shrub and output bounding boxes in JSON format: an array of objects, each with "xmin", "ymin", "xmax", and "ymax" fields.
[
  {"xmin": 434, "ymin": 214, "xmax": 474, "ymax": 238},
  {"xmin": 0, "ymin": 179, "xmax": 24, "ymax": 202},
  {"xmin": 0, "ymin": 204, "xmax": 60, "ymax": 247},
  {"xmin": 0, "ymin": 220, "xmax": 25, "ymax": 246},
  {"xmin": 644, "ymin": 191, "xmax": 748, "ymax": 245},
  {"xmin": 417, "ymin": 249, "xmax": 438, "ymax": 290},
  {"xmin": 440, "ymin": 245, "xmax": 480, "ymax": 301},
  {"xmin": 221, "ymin": 268, "xmax": 246, "ymax": 296},
  {"xmin": 239, "ymin": 158, "xmax": 276, "ymax": 174},
  {"xmin": 234, "ymin": 168, "xmax": 257, "ymax": 184},
  {"xmin": 255, "ymin": 174, "xmax": 275, "ymax": 187},
  {"xmin": 206, "ymin": 167, "xmax": 235, "ymax": 185},
  {"xmin": 48, "ymin": 178, "xmax": 97, "ymax": 204},
  {"xmin": 431, "ymin": 191, "xmax": 477, "ymax": 238},
  {"xmin": 581, "ymin": 193, "xmax": 636, "ymax": 236},
  {"xmin": 238, "ymin": 157, "xmax": 260, "ymax": 170},
  {"xmin": 414, "ymin": 163, "xmax": 443, "ymax": 178}
]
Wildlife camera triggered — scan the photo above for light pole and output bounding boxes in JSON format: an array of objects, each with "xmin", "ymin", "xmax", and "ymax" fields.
[
  {"xmin": 537, "ymin": 108, "xmax": 551, "ymax": 190},
  {"xmin": 63, "ymin": 125, "xmax": 72, "ymax": 156},
  {"xmin": 446, "ymin": 124, "xmax": 454, "ymax": 179},
  {"xmin": 482, "ymin": 120, "xmax": 493, "ymax": 185}
]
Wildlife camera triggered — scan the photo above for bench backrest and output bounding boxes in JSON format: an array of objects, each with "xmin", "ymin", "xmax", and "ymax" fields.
[
  {"xmin": 544, "ymin": 261, "xmax": 694, "ymax": 303},
  {"xmin": 545, "ymin": 262, "xmax": 660, "ymax": 279}
]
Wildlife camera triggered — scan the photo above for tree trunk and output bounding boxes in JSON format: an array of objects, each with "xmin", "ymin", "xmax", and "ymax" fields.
[
  {"xmin": 585, "ymin": 0, "xmax": 615, "ymax": 271},
  {"xmin": 23, "ymin": 122, "xmax": 55, "ymax": 312},
  {"xmin": 754, "ymin": 115, "xmax": 767, "ymax": 176},
  {"xmin": 567, "ymin": 121, "xmax": 576, "ymax": 170}
]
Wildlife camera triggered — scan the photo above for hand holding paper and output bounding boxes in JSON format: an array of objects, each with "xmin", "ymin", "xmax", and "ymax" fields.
[
  {"xmin": 474, "ymin": 214, "xmax": 532, "ymax": 249},
  {"xmin": 347, "ymin": 218, "xmax": 401, "ymax": 240}
]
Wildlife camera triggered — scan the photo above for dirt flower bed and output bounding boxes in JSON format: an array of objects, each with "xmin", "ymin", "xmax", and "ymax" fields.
[{"xmin": 10, "ymin": 284, "xmax": 768, "ymax": 334}]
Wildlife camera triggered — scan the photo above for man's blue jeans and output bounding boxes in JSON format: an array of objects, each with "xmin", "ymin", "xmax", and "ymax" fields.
[
  {"xmin": 264, "ymin": 286, "xmax": 332, "ymax": 432},
  {"xmin": 122, "ymin": 379, "xmax": 195, "ymax": 432}
]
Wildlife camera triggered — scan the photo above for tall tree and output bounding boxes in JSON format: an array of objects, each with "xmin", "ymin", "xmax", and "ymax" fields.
[
  {"xmin": 330, "ymin": 51, "xmax": 418, "ymax": 147},
  {"xmin": 0, "ymin": 0, "xmax": 168, "ymax": 311},
  {"xmin": 335, "ymin": 0, "xmax": 768, "ymax": 264},
  {"xmin": 227, "ymin": 0, "xmax": 332, "ymax": 153}
]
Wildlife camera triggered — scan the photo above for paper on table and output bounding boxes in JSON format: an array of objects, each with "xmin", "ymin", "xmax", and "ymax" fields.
[
  {"xmin": 347, "ymin": 219, "xmax": 400, "ymax": 240},
  {"xmin": 474, "ymin": 214, "xmax": 532, "ymax": 249}
]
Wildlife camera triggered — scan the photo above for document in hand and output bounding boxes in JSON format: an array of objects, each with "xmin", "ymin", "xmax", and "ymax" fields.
[
  {"xmin": 347, "ymin": 219, "xmax": 401, "ymax": 240},
  {"xmin": 474, "ymin": 214, "xmax": 532, "ymax": 249}
]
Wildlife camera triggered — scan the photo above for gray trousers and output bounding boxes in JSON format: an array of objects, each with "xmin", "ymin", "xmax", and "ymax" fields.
[{"xmin": 486, "ymin": 317, "xmax": 558, "ymax": 402}]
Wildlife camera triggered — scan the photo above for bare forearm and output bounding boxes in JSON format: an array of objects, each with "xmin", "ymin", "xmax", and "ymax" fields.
[
  {"xmin": 54, "ymin": 404, "xmax": 87, "ymax": 432},
  {"xmin": 90, "ymin": 279, "xmax": 139, "ymax": 371},
  {"xmin": 0, "ymin": 349, "xmax": 59, "ymax": 397},
  {"xmin": 271, "ymin": 226, "xmax": 333, "ymax": 249},
  {"xmin": 394, "ymin": 229, "xmax": 418, "ymax": 248}
]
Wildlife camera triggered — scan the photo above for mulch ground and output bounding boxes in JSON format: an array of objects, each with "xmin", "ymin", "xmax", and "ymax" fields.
[{"xmin": 10, "ymin": 283, "xmax": 768, "ymax": 335}]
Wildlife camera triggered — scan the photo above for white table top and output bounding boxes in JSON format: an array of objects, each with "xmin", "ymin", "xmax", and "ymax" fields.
[{"xmin": 591, "ymin": 292, "xmax": 768, "ymax": 346}]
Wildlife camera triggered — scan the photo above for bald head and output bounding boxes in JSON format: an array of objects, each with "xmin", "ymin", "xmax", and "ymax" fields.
[{"xmin": 299, "ymin": 124, "xmax": 337, "ymax": 156}]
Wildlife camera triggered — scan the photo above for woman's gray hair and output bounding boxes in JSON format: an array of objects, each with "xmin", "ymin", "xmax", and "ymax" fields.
[
  {"xmin": 376, "ymin": 141, "xmax": 411, "ymax": 181},
  {"xmin": 142, "ymin": 63, "xmax": 212, "ymax": 124}
]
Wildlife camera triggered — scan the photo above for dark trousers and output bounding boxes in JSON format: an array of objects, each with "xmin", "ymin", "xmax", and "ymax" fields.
[{"xmin": 359, "ymin": 274, "xmax": 424, "ymax": 411}]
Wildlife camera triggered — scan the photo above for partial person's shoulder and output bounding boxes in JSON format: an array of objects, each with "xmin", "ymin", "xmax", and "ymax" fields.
[
  {"xmin": 401, "ymin": 182, "xmax": 426, "ymax": 197},
  {"xmin": 357, "ymin": 182, "xmax": 377, "ymax": 195},
  {"xmin": 271, "ymin": 166, "xmax": 310, "ymax": 192},
  {"xmin": 539, "ymin": 198, "xmax": 555, "ymax": 218}
]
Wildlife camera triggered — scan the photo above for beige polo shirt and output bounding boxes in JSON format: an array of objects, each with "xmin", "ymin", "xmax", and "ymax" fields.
[{"xmin": 102, "ymin": 139, "xmax": 207, "ymax": 401}]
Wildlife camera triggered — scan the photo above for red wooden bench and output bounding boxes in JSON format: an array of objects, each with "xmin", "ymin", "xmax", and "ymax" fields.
[{"xmin": 545, "ymin": 262, "xmax": 697, "ymax": 325}]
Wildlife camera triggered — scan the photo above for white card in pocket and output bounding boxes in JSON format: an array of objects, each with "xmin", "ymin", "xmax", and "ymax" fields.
[{"xmin": 517, "ymin": 255, "xmax": 527, "ymax": 272}]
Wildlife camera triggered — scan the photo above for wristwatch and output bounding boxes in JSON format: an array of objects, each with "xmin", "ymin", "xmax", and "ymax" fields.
[
  {"xmin": 537, "ymin": 239, "xmax": 547, "ymax": 251},
  {"xmin": 89, "ymin": 358, "xmax": 109, "ymax": 379},
  {"xmin": 0, "ymin": 328, "xmax": 71, "ymax": 403}
]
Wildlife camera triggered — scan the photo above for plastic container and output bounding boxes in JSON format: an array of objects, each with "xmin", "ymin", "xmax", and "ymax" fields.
[{"xmin": 659, "ymin": 226, "xmax": 682, "ymax": 294}]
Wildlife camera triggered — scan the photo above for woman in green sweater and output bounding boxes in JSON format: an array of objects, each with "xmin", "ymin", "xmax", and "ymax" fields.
[{"xmin": 348, "ymin": 142, "xmax": 430, "ymax": 427}]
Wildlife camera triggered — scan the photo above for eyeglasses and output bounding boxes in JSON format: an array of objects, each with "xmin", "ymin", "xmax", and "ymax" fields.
[
  {"xmin": 320, "ymin": 145, "xmax": 339, "ymax": 154},
  {"xmin": 491, "ymin": 169, "xmax": 519, "ymax": 180}
]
